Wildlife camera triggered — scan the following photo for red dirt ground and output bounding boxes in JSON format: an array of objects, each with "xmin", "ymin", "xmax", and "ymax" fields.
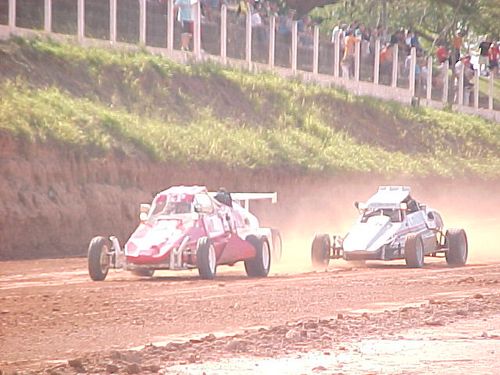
[{"xmin": 1, "ymin": 257, "xmax": 499, "ymax": 374}]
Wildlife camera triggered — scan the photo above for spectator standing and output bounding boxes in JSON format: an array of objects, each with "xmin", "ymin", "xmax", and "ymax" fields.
[
  {"xmin": 379, "ymin": 43, "xmax": 393, "ymax": 79},
  {"xmin": 436, "ymin": 42, "xmax": 449, "ymax": 64},
  {"xmin": 175, "ymin": 0, "xmax": 196, "ymax": 51},
  {"xmin": 277, "ymin": 8, "xmax": 294, "ymax": 38},
  {"xmin": 357, "ymin": 23, "xmax": 370, "ymax": 59},
  {"xmin": 204, "ymin": 0, "xmax": 221, "ymax": 22},
  {"xmin": 434, "ymin": 42, "xmax": 449, "ymax": 92},
  {"xmin": 454, "ymin": 55, "xmax": 474, "ymax": 105},
  {"xmin": 488, "ymin": 41, "xmax": 499, "ymax": 77},
  {"xmin": 478, "ymin": 37, "xmax": 492, "ymax": 76},
  {"xmin": 251, "ymin": 4, "xmax": 266, "ymax": 43},
  {"xmin": 451, "ymin": 31, "xmax": 463, "ymax": 65},
  {"xmin": 297, "ymin": 15, "xmax": 313, "ymax": 48},
  {"xmin": 342, "ymin": 30, "xmax": 356, "ymax": 78}
]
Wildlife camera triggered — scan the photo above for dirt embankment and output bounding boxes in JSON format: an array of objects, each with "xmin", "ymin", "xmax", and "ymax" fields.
[
  {"xmin": 0, "ymin": 39, "xmax": 499, "ymax": 261},
  {"xmin": 1, "ymin": 129, "xmax": 499, "ymax": 261}
]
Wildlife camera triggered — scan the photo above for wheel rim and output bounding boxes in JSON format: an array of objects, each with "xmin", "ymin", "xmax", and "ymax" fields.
[
  {"xmin": 208, "ymin": 245, "xmax": 216, "ymax": 273},
  {"xmin": 262, "ymin": 241, "xmax": 270, "ymax": 270},
  {"xmin": 100, "ymin": 244, "xmax": 110, "ymax": 273}
]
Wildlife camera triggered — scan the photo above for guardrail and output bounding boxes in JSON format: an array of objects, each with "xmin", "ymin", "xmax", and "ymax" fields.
[{"xmin": 0, "ymin": 0, "xmax": 498, "ymax": 122}]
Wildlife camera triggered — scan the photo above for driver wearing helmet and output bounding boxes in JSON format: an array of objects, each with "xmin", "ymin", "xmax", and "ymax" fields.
[{"xmin": 214, "ymin": 187, "xmax": 233, "ymax": 207}]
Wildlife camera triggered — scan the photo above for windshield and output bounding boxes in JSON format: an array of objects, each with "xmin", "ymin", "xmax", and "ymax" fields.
[
  {"xmin": 361, "ymin": 208, "xmax": 402, "ymax": 223},
  {"xmin": 149, "ymin": 195, "xmax": 193, "ymax": 217}
]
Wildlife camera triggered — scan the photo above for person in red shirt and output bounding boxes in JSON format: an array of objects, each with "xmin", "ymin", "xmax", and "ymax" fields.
[
  {"xmin": 436, "ymin": 43, "xmax": 449, "ymax": 64},
  {"xmin": 489, "ymin": 41, "xmax": 499, "ymax": 77},
  {"xmin": 379, "ymin": 43, "xmax": 393, "ymax": 84}
]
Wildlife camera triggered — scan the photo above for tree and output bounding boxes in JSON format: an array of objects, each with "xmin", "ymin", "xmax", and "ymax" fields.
[
  {"xmin": 298, "ymin": 0, "xmax": 500, "ymax": 46},
  {"xmin": 299, "ymin": 0, "xmax": 498, "ymax": 46},
  {"xmin": 284, "ymin": 0, "xmax": 341, "ymax": 17}
]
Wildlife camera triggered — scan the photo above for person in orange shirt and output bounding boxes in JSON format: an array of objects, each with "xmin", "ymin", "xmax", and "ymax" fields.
[
  {"xmin": 341, "ymin": 30, "xmax": 357, "ymax": 78},
  {"xmin": 452, "ymin": 31, "xmax": 463, "ymax": 64}
]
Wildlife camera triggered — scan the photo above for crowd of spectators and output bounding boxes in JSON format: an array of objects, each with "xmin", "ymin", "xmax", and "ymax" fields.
[
  {"xmin": 170, "ymin": 0, "xmax": 316, "ymax": 48},
  {"xmin": 167, "ymin": 0, "xmax": 498, "ymax": 104},
  {"xmin": 331, "ymin": 21, "xmax": 499, "ymax": 103}
]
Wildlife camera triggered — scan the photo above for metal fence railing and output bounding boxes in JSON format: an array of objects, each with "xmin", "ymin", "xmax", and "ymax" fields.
[{"xmin": 2, "ymin": 0, "xmax": 498, "ymax": 121}]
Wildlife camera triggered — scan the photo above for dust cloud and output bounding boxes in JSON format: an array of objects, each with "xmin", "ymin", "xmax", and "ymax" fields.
[{"xmin": 260, "ymin": 178, "xmax": 500, "ymax": 274}]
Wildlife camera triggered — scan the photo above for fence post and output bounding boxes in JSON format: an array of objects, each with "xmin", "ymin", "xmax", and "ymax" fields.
[
  {"xmin": 44, "ymin": 0, "xmax": 52, "ymax": 33},
  {"xmin": 220, "ymin": 4, "xmax": 227, "ymax": 63},
  {"xmin": 109, "ymin": 0, "xmax": 116, "ymax": 43},
  {"xmin": 167, "ymin": 0, "xmax": 174, "ymax": 51},
  {"xmin": 139, "ymin": 0, "xmax": 146, "ymax": 45},
  {"xmin": 426, "ymin": 56, "xmax": 432, "ymax": 101},
  {"xmin": 245, "ymin": 10, "xmax": 252, "ymax": 67},
  {"xmin": 489, "ymin": 71, "xmax": 494, "ymax": 110},
  {"xmin": 391, "ymin": 43, "xmax": 398, "ymax": 88},
  {"xmin": 354, "ymin": 40, "xmax": 360, "ymax": 81},
  {"xmin": 8, "ymin": 0, "xmax": 15, "ymax": 31},
  {"xmin": 333, "ymin": 30, "xmax": 340, "ymax": 78},
  {"xmin": 193, "ymin": 1, "xmax": 201, "ymax": 57},
  {"xmin": 409, "ymin": 47, "xmax": 416, "ymax": 97},
  {"xmin": 373, "ymin": 38, "xmax": 380, "ymax": 85},
  {"xmin": 268, "ymin": 16, "xmax": 275, "ymax": 68},
  {"xmin": 291, "ymin": 21, "xmax": 298, "ymax": 73},
  {"xmin": 457, "ymin": 63, "xmax": 464, "ymax": 106},
  {"xmin": 474, "ymin": 69, "xmax": 479, "ymax": 109},
  {"xmin": 312, "ymin": 25, "xmax": 319, "ymax": 75},
  {"xmin": 442, "ymin": 60, "xmax": 449, "ymax": 104},
  {"xmin": 77, "ymin": 0, "xmax": 84, "ymax": 42}
]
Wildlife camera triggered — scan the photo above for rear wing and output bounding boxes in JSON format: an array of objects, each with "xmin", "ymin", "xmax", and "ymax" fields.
[{"xmin": 209, "ymin": 192, "xmax": 277, "ymax": 210}]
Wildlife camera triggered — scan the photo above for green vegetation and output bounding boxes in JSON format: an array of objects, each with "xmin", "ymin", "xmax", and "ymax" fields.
[{"xmin": 0, "ymin": 38, "xmax": 499, "ymax": 178}]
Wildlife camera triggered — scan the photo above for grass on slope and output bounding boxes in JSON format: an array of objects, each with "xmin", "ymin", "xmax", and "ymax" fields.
[{"xmin": 0, "ymin": 38, "xmax": 499, "ymax": 178}]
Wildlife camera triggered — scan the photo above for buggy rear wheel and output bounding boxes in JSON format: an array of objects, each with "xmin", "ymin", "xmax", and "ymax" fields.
[
  {"xmin": 404, "ymin": 233, "xmax": 424, "ymax": 268},
  {"xmin": 88, "ymin": 236, "xmax": 111, "ymax": 281},
  {"xmin": 311, "ymin": 234, "xmax": 331, "ymax": 268},
  {"xmin": 445, "ymin": 229, "xmax": 468, "ymax": 266},
  {"xmin": 244, "ymin": 235, "xmax": 271, "ymax": 277}
]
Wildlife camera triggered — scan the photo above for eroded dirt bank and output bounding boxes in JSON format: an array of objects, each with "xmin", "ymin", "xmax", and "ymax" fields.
[{"xmin": 1, "ymin": 132, "xmax": 499, "ymax": 261}]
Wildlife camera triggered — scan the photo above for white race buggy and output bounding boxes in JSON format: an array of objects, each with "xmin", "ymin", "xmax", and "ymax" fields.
[{"xmin": 311, "ymin": 186, "xmax": 468, "ymax": 268}]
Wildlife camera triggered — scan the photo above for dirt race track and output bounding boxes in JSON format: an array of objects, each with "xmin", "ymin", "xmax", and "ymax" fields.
[{"xmin": 1, "ymin": 255, "xmax": 499, "ymax": 374}]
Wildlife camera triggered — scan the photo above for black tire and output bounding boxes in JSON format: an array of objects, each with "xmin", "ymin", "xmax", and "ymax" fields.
[
  {"xmin": 88, "ymin": 236, "xmax": 111, "ymax": 281},
  {"xmin": 131, "ymin": 269, "xmax": 155, "ymax": 277},
  {"xmin": 311, "ymin": 234, "xmax": 330, "ymax": 268},
  {"xmin": 271, "ymin": 229, "xmax": 282, "ymax": 263},
  {"xmin": 404, "ymin": 233, "xmax": 424, "ymax": 268},
  {"xmin": 197, "ymin": 237, "xmax": 217, "ymax": 279},
  {"xmin": 445, "ymin": 228, "xmax": 468, "ymax": 266},
  {"xmin": 244, "ymin": 235, "xmax": 271, "ymax": 277}
]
